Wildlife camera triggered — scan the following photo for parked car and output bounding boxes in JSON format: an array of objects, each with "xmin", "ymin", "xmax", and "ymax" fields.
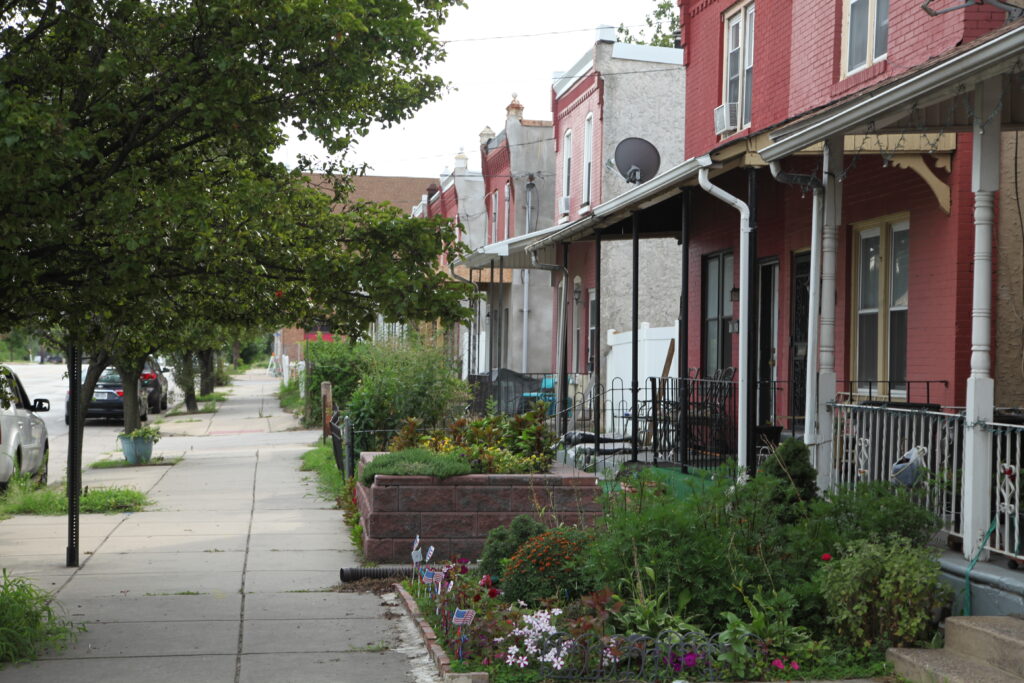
[
  {"xmin": 0, "ymin": 366, "xmax": 50, "ymax": 490},
  {"xmin": 65, "ymin": 368, "xmax": 148, "ymax": 425},
  {"xmin": 141, "ymin": 356, "xmax": 169, "ymax": 413}
]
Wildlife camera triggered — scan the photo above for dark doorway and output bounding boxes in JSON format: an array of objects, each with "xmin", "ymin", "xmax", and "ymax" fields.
[
  {"xmin": 757, "ymin": 260, "xmax": 779, "ymax": 425},
  {"xmin": 790, "ymin": 252, "xmax": 811, "ymax": 432}
]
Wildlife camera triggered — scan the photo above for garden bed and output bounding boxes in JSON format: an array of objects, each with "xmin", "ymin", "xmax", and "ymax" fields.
[{"xmin": 355, "ymin": 453, "xmax": 600, "ymax": 563}]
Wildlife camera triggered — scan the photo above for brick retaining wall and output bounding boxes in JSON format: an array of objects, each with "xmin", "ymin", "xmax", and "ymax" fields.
[{"xmin": 355, "ymin": 454, "xmax": 601, "ymax": 563}]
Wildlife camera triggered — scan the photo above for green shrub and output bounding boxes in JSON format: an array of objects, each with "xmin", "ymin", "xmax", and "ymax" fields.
[
  {"xmin": 348, "ymin": 337, "xmax": 468, "ymax": 451},
  {"xmin": 478, "ymin": 514, "xmax": 547, "ymax": 581},
  {"xmin": 359, "ymin": 448, "xmax": 471, "ymax": 486},
  {"xmin": 304, "ymin": 340, "xmax": 371, "ymax": 427},
  {"xmin": 0, "ymin": 570, "xmax": 81, "ymax": 663},
  {"xmin": 422, "ymin": 404, "xmax": 557, "ymax": 475},
  {"xmin": 814, "ymin": 481, "xmax": 941, "ymax": 546},
  {"xmin": 817, "ymin": 537, "xmax": 950, "ymax": 652},
  {"xmin": 501, "ymin": 527, "xmax": 594, "ymax": 605},
  {"xmin": 761, "ymin": 438, "xmax": 818, "ymax": 502}
]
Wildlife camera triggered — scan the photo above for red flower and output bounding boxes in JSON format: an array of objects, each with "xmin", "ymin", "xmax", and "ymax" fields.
[
  {"xmin": 821, "ymin": 553, "xmax": 832, "ymax": 562},
  {"xmin": 274, "ymin": 290, "xmax": 283, "ymax": 298},
  {"xmin": 488, "ymin": 587, "xmax": 500, "ymax": 598},
  {"xmin": 472, "ymin": 594, "xmax": 481, "ymax": 602}
]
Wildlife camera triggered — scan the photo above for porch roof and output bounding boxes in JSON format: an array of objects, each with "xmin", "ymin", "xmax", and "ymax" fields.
[
  {"xmin": 761, "ymin": 20, "xmax": 1024, "ymax": 162},
  {"xmin": 452, "ymin": 223, "xmax": 563, "ymax": 270}
]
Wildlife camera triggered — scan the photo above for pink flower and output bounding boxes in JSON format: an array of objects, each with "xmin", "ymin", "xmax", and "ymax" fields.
[
  {"xmin": 772, "ymin": 658, "xmax": 785, "ymax": 670},
  {"xmin": 479, "ymin": 575, "xmax": 492, "ymax": 587},
  {"xmin": 820, "ymin": 553, "xmax": 833, "ymax": 562},
  {"xmin": 683, "ymin": 652, "xmax": 697, "ymax": 667},
  {"xmin": 791, "ymin": 661, "xmax": 800, "ymax": 670}
]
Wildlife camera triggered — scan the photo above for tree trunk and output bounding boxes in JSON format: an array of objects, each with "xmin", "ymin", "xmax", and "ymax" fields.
[
  {"xmin": 232, "ymin": 341, "xmax": 241, "ymax": 369},
  {"xmin": 198, "ymin": 349, "xmax": 216, "ymax": 396},
  {"xmin": 177, "ymin": 352, "xmax": 200, "ymax": 413},
  {"xmin": 73, "ymin": 350, "xmax": 110, "ymax": 427},
  {"xmin": 116, "ymin": 356, "xmax": 147, "ymax": 433}
]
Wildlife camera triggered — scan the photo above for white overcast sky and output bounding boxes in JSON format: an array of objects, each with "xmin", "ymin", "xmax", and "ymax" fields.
[{"xmin": 272, "ymin": 0, "xmax": 660, "ymax": 179}]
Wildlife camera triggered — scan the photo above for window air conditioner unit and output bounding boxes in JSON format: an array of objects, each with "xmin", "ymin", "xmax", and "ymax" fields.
[
  {"xmin": 714, "ymin": 102, "xmax": 738, "ymax": 136},
  {"xmin": 560, "ymin": 195, "xmax": 571, "ymax": 215}
]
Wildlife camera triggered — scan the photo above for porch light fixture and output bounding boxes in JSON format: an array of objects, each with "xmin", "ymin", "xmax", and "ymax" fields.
[
  {"xmin": 573, "ymin": 284, "xmax": 582, "ymax": 304},
  {"xmin": 730, "ymin": 287, "xmax": 740, "ymax": 302},
  {"xmin": 728, "ymin": 320, "xmax": 740, "ymax": 334}
]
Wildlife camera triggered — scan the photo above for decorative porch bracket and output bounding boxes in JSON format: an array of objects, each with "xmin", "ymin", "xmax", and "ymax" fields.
[
  {"xmin": 963, "ymin": 76, "xmax": 1001, "ymax": 561},
  {"xmin": 891, "ymin": 154, "xmax": 952, "ymax": 214}
]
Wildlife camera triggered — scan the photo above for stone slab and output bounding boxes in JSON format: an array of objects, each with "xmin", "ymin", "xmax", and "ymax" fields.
[
  {"xmin": 64, "ymin": 593, "xmax": 242, "ymax": 623},
  {"xmin": 99, "ymin": 534, "xmax": 248, "ymax": 553},
  {"xmin": 0, "ymin": 654, "xmax": 237, "ymax": 683},
  {"xmin": 244, "ymin": 592, "xmax": 392, "ymax": 620},
  {"xmin": 239, "ymin": 651, "xmax": 421, "ymax": 683},
  {"xmin": 81, "ymin": 550, "xmax": 246, "ymax": 574},
  {"xmin": 246, "ymin": 549, "xmax": 356, "ymax": 572},
  {"xmin": 247, "ymin": 533, "xmax": 348, "ymax": 552},
  {"xmin": 47, "ymin": 620, "xmax": 239, "ymax": 658},
  {"xmin": 57, "ymin": 571, "xmax": 242, "ymax": 599},
  {"xmin": 242, "ymin": 570, "xmax": 339, "ymax": 594},
  {"xmin": 241, "ymin": 617, "xmax": 401, "ymax": 654}
]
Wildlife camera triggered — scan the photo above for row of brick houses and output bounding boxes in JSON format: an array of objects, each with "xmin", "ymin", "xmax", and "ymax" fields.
[{"xmin": 414, "ymin": 2, "xmax": 1024, "ymax": 611}]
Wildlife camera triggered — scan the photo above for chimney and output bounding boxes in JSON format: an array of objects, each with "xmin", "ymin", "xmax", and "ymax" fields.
[
  {"xmin": 596, "ymin": 25, "xmax": 616, "ymax": 43},
  {"xmin": 506, "ymin": 93, "xmax": 524, "ymax": 121},
  {"xmin": 479, "ymin": 126, "xmax": 495, "ymax": 147},
  {"xmin": 454, "ymin": 149, "xmax": 468, "ymax": 171}
]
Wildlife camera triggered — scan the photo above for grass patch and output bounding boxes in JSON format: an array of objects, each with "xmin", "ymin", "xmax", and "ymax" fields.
[
  {"xmin": 0, "ymin": 570, "xmax": 83, "ymax": 664},
  {"xmin": 360, "ymin": 448, "xmax": 471, "ymax": 486},
  {"xmin": 301, "ymin": 443, "xmax": 345, "ymax": 504},
  {"xmin": 278, "ymin": 380, "xmax": 303, "ymax": 414},
  {"xmin": 166, "ymin": 402, "xmax": 218, "ymax": 416},
  {"xmin": 196, "ymin": 391, "xmax": 230, "ymax": 402},
  {"xmin": 0, "ymin": 477, "xmax": 151, "ymax": 516},
  {"xmin": 89, "ymin": 456, "xmax": 182, "ymax": 469}
]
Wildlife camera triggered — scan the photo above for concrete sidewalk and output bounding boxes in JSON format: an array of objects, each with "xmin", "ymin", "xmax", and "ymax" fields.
[{"xmin": 0, "ymin": 371, "xmax": 438, "ymax": 683}]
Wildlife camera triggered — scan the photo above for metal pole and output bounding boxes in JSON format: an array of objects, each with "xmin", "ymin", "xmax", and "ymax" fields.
[
  {"xmin": 631, "ymin": 212, "xmax": 640, "ymax": 462},
  {"xmin": 66, "ymin": 345, "xmax": 82, "ymax": 567},
  {"xmin": 680, "ymin": 190, "xmax": 690, "ymax": 472},
  {"xmin": 560, "ymin": 244, "xmax": 570, "ymax": 435},
  {"xmin": 343, "ymin": 415, "xmax": 355, "ymax": 480}
]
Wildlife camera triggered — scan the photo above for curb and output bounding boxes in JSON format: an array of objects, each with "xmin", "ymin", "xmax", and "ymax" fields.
[{"xmin": 393, "ymin": 582, "xmax": 488, "ymax": 683}]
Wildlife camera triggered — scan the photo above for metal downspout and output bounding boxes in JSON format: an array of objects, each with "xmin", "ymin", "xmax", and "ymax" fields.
[
  {"xmin": 768, "ymin": 162, "xmax": 824, "ymax": 449},
  {"xmin": 449, "ymin": 262, "xmax": 480, "ymax": 378},
  {"xmin": 631, "ymin": 212, "xmax": 640, "ymax": 462},
  {"xmin": 698, "ymin": 162, "xmax": 752, "ymax": 474},
  {"xmin": 530, "ymin": 250, "xmax": 569, "ymax": 425}
]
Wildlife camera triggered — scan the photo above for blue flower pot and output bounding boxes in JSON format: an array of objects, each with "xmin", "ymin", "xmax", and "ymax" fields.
[{"xmin": 119, "ymin": 435, "xmax": 154, "ymax": 464}]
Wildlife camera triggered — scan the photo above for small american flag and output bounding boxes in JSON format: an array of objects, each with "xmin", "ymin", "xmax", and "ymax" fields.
[
  {"xmin": 451, "ymin": 609, "xmax": 475, "ymax": 626},
  {"xmin": 432, "ymin": 571, "xmax": 444, "ymax": 585},
  {"xmin": 420, "ymin": 569, "xmax": 435, "ymax": 584},
  {"xmin": 425, "ymin": 545, "xmax": 435, "ymax": 562},
  {"xmin": 412, "ymin": 535, "xmax": 420, "ymax": 551}
]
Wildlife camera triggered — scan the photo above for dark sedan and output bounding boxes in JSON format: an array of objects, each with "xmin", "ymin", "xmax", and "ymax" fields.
[
  {"xmin": 141, "ymin": 357, "xmax": 169, "ymax": 413},
  {"xmin": 65, "ymin": 368, "xmax": 148, "ymax": 424}
]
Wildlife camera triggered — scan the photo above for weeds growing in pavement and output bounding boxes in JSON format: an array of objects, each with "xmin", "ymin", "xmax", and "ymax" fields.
[
  {"xmin": 0, "ymin": 476, "xmax": 150, "ymax": 516},
  {"xmin": 0, "ymin": 570, "xmax": 83, "ymax": 665}
]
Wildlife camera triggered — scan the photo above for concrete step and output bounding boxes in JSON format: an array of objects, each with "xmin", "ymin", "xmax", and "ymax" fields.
[
  {"xmin": 888, "ymin": 646, "xmax": 1024, "ymax": 683},
  {"xmin": 945, "ymin": 616, "xmax": 1024, "ymax": 678}
]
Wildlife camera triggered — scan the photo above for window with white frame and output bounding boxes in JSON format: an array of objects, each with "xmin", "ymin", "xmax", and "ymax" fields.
[
  {"xmin": 582, "ymin": 114, "xmax": 594, "ymax": 207},
  {"xmin": 490, "ymin": 190, "xmax": 498, "ymax": 242},
  {"xmin": 853, "ymin": 217, "xmax": 908, "ymax": 394},
  {"xmin": 722, "ymin": 2, "xmax": 755, "ymax": 131},
  {"xmin": 504, "ymin": 181, "xmax": 511, "ymax": 238},
  {"xmin": 844, "ymin": 0, "xmax": 889, "ymax": 76},
  {"xmin": 561, "ymin": 130, "xmax": 572, "ymax": 214}
]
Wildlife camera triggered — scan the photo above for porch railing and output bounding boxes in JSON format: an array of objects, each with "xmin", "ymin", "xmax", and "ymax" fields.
[
  {"xmin": 830, "ymin": 402, "xmax": 966, "ymax": 540},
  {"xmin": 985, "ymin": 418, "xmax": 1024, "ymax": 561}
]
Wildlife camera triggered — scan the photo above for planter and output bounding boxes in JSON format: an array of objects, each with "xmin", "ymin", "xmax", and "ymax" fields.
[
  {"xmin": 119, "ymin": 435, "xmax": 155, "ymax": 464},
  {"xmin": 355, "ymin": 454, "xmax": 601, "ymax": 563}
]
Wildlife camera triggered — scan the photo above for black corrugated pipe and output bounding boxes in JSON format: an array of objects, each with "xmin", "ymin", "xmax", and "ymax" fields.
[{"xmin": 339, "ymin": 566, "xmax": 418, "ymax": 582}]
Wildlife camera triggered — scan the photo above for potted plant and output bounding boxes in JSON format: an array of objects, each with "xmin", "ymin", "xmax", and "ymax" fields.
[{"xmin": 118, "ymin": 425, "xmax": 161, "ymax": 465}]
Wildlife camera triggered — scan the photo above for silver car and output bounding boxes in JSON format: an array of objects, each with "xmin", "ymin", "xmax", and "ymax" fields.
[{"xmin": 0, "ymin": 366, "xmax": 50, "ymax": 490}]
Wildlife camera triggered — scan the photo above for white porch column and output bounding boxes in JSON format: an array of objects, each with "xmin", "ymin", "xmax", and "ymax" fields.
[
  {"xmin": 815, "ymin": 134, "xmax": 843, "ymax": 491},
  {"xmin": 963, "ymin": 77, "xmax": 1001, "ymax": 561}
]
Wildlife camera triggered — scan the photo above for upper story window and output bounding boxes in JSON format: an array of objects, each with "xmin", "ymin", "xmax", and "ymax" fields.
[
  {"xmin": 721, "ymin": 2, "xmax": 755, "ymax": 134},
  {"xmin": 503, "ymin": 181, "xmax": 511, "ymax": 239},
  {"xmin": 844, "ymin": 0, "xmax": 889, "ymax": 76},
  {"xmin": 582, "ymin": 114, "xmax": 594, "ymax": 207},
  {"xmin": 561, "ymin": 130, "xmax": 572, "ymax": 216},
  {"xmin": 490, "ymin": 190, "xmax": 498, "ymax": 243}
]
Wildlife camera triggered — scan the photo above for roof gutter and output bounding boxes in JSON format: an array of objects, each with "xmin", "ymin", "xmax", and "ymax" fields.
[{"xmin": 760, "ymin": 23, "xmax": 1024, "ymax": 162}]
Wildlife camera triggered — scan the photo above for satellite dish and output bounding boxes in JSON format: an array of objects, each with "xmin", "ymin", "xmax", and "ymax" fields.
[{"xmin": 614, "ymin": 137, "xmax": 661, "ymax": 184}]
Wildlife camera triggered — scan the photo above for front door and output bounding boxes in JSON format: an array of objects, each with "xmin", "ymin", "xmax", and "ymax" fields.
[{"xmin": 790, "ymin": 252, "xmax": 811, "ymax": 432}]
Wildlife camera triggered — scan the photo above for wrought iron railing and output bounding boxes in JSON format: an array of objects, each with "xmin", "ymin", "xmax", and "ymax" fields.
[{"xmin": 985, "ymin": 417, "xmax": 1024, "ymax": 562}]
